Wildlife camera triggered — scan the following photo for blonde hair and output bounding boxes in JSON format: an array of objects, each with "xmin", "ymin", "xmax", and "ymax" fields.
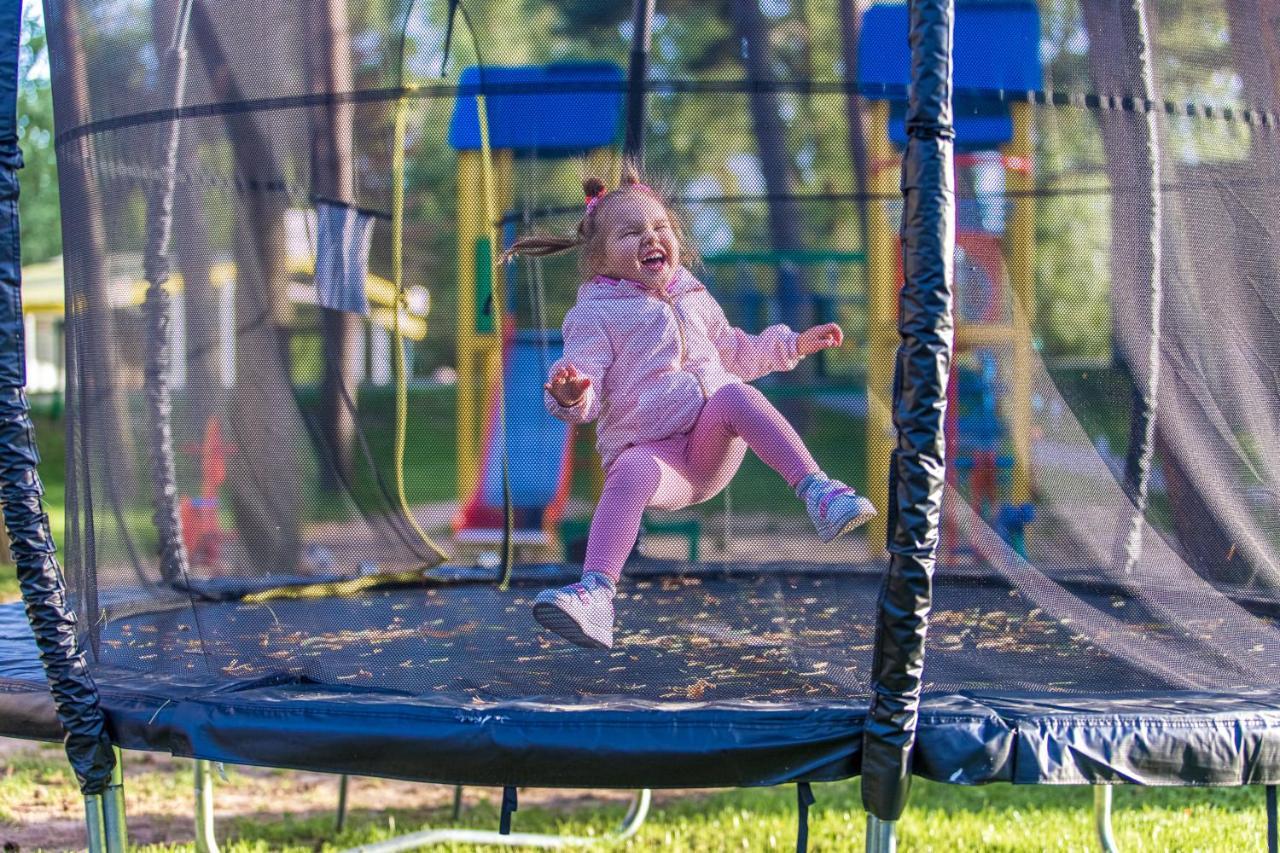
[{"xmin": 500, "ymin": 162, "xmax": 696, "ymax": 273}]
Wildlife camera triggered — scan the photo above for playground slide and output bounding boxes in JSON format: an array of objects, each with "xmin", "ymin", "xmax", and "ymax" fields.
[{"xmin": 455, "ymin": 329, "xmax": 574, "ymax": 543}]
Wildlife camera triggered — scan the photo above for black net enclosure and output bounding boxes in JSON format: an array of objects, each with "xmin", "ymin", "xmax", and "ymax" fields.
[{"xmin": 2, "ymin": 0, "xmax": 1280, "ymax": 844}]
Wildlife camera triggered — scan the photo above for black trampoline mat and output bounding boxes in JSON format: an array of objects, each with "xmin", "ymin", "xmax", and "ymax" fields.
[{"xmin": 71, "ymin": 562, "xmax": 1249, "ymax": 706}]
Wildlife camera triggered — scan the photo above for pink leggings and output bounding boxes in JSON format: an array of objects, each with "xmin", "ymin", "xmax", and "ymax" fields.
[{"xmin": 584, "ymin": 383, "xmax": 820, "ymax": 582}]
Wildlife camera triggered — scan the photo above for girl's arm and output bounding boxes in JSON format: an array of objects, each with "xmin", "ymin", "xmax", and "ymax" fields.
[
  {"xmin": 544, "ymin": 309, "xmax": 613, "ymax": 424},
  {"xmin": 703, "ymin": 296, "xmax": 803, "ymax": 382}
]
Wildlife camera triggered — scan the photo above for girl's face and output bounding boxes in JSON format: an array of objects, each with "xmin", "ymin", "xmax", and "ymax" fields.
[{"xmin": 593, "ymin": 191, "xmax": 680, "ymax": 290}]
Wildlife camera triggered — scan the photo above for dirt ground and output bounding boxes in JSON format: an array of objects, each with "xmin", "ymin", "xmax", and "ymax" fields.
[{"xmin": 0, "ymin": 736, "xmax": 662, "ymax": 852}]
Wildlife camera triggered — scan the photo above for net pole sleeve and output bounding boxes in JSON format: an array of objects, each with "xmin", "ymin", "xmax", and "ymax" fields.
[
  {"xmin": 142, "ymin": 0, "xmax": 195, "ymax": 586},
  {"xmin": 0, "ymin": 0, "xmax": 114, "ymax": 794},
  {"xmin": 861, "ymin": 0, "xmax": 955, "ymax": 823},
  {"xmin": 1113, "ymin": 0, "xmax": 1163, "ymax": 575}
]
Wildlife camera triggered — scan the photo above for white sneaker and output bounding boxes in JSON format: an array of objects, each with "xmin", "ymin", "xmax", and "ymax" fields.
[
  {"xmin": 798, "ymin": 473, "xmax": 878, "ymax": 543},
  {"xmin": 532, "ymin": 573, "xmax": 616, "ymax": 649}
]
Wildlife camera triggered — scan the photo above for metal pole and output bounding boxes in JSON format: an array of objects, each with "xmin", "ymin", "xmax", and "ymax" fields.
[
  {"xmin": 616, "ymin": 788, "xmax": 651, "ymax": 841},
  {"xmin": 338, "ymin": 789, "xmax": 652, "ymax": 853},
  {"xmin": 84, "ymin": 794, "xmax": 107, "ymax": 853},
  {"xmin": 1267, "ymin": 785, "xmax": 1277, "ymax": 853},
  {"xmin": 1094, "ymin": 786, "xmax": 1119, "ymax": 853},
  {"xmin": 102, "ymin": 746, "xmax": 128, "ymax": 852},
  {"xmin": 337, "ymin": 774, "xmax": 349, "ymax": 831},
  {"xmin": 623, "ymin": 0, "xmax": 656, "ymax": 163},
  {"xmin": 452, "ymin": 784, "xmax": 464, "ymax": 821},
  {"xmin": 865, "ymin": 814, "xmax": 897, "ymax": 853},
  {"xmin": 195, "ymin": 759, "xmax": 221, "ymax": 853}
]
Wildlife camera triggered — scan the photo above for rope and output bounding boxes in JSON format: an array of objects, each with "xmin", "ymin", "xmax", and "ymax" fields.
[
  {"xmin": 473, "ymin": 89, "xmax": 517, "ymax": 589},
  {"xmin": 391, "ymin": 88, "xmax": 450, "ymax": 562}
]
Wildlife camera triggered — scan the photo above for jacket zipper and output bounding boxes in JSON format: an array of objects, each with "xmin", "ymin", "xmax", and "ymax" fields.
[{"xmin": 664, "ymin": 292, "xmax": 708, "ymax": 400}]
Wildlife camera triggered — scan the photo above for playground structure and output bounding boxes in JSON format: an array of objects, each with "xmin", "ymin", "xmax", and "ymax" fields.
[
  {"xmin": 450, "ymin": 63, "xmax": 624, "ymax": 549},
  {"xmin": 859, "ymin": 0, "xmax": 1040, "ymax": 549},
  {"xmin": 2, "ymin": 0, "xmax": 1279, "ymax": 851}
]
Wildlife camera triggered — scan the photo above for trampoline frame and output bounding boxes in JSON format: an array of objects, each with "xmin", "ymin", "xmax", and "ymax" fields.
[{"xmin": 187, "ymin": 759, "xmax": 653, "ymax": 852}]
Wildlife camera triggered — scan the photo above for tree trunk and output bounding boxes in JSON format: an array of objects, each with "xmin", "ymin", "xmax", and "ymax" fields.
[
  {"xmin": 1259, "ymin": 0, "xmax": 1280, "ymax": 99},
  {"xmin": 190, "ymin": 2, "xmax": 303, "ymax": 574},
  {"xmin": 305, "ymin": 0, "xmax": 360, "ymax": 490},
  {"xmin": 731, "ymin": 0, "xmax": 813, "ymax": 424},
  {"xmin": 44, "ymin": 0, "xmax": 137, "ymax": 510},
  {"xmin": 839, "ymin": 0, "xmax": 873, "ymax": 286}
]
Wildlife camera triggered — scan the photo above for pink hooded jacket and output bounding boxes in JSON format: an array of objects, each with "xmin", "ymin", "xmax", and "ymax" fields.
[{"xmin": 545, "ymin": 267, "xmax": 803, "ymax": 469}]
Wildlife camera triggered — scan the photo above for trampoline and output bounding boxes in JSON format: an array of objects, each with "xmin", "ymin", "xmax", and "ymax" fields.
[
  {"xmin": 5, "ymin": 559, "xmax": 1279, "ymax": 785},
  {"xmin": 3, "ymin": 0, "xmax": 1280, "ymax": 848}
]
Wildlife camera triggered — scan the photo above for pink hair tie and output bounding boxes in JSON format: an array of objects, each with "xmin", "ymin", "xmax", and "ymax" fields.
[{"xmin": 584, "ymin": 181, "xmax": 659, "ymax": 215}]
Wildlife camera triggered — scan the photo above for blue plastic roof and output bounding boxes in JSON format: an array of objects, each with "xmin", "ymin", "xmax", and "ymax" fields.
[
  {"xmin": 858, "ymin": 2, "xmax": 1041, "ymax": 147},
  {"xmin": 448, "ymin": 63, "xmax": 625, "ymax": 153}
]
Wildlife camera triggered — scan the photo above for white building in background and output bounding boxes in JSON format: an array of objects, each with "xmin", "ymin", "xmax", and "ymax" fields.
[
  {"xmin": 20, "ymin": 256, "xmax": 66, "ymax": 395},
  {"xmin": 18, "ymin": 217, "xmax": 430, "ymax": 396}
]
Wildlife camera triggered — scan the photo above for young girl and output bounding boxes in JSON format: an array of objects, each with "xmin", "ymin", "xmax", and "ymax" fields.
[{"xmin": 504, "ymin": 170, "xmax": 876, "ymax": 649}]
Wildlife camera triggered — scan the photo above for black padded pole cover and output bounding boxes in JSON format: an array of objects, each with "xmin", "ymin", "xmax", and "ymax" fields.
[
  {"xmin": 861, "ymin": 0, "xmax": 955, "ymax": 822},
  {"xmin": 0, "ymin": 0, "xmax": 113, "ymax": 794}
]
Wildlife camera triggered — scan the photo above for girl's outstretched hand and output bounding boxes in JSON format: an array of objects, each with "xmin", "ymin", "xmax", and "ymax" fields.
[
  {"xmin": 546, "ymin": 365, "xmax": 592, "ymax": 407},
  {"xmin": 797, "ymin": 322, "xmax": 844, "ymax": 357}
]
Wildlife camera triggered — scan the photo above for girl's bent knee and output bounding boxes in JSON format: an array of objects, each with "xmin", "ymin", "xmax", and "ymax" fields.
[
  {"xmin": 710, "ymin": 382, "xmax": 765, "ymax": 408},
  {"xmin": 605, "ymin": 450, "xmax": 664, "ymax": 500}
]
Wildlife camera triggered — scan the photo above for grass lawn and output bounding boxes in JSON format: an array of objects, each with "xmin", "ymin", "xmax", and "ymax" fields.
[{"xmin": 0, "ymin": 742, "xmax": 1270, "ymax": 851}]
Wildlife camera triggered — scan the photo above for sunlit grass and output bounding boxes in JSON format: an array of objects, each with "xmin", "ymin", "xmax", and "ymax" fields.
[{"xmin": 0, "ymin": 744, "xmax": 1270, "ymax": 852}]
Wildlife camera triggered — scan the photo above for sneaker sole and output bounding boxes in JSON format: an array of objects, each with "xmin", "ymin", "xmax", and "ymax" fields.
[
  {"xmin": 532, "ymin": 601, "xmax": 612, "ymax": 649},
  {"xmin": 821, "ymin": 508, "xmax": 878, "ymax": 543}
]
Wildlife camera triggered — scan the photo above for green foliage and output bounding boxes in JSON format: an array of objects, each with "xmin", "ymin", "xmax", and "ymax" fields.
[
  {"xmin": 1033, "ymin": 109, "xmax": 1112, "ymax": 362},
  {"xmin": 16, "ymin": 8, "xmax": 59, "ymax": 265}
]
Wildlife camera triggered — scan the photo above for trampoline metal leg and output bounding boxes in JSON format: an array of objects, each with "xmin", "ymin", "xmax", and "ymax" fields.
[
  {"xmin": 452, "ymin": 785, "xmax": 464, "ymax": 821},
  {"xmin": 337, "ymin": 788, "xmax": 652, "ymax": 852},
  {"xmin": 102, "ymin": 746, "xmax": 128, "ymax": 853},
  {"xmin": 1094, "ymin": 786, "xmax": 1119, "ymax": 853},
  {"xmin": 616, "ymin": 787, "xmax": 652, "ymax": 840},
  {"xmin": 195, "ymin": 759, "xmax": 221, "ymax": 853},
  {"xmin": 865, "ymin": 815, "xmax": 897, "ymax": 853},
  {"xmin": 84, "ymin": 793, "xmax": 107, "ymax": 853},
  {"xmin": 1267, "ymin": 785, "xmax": 1277, "ymax": 853},
  {"xmin": 338, "ymin": 774, "xmax": 350, "ymax": 832}
]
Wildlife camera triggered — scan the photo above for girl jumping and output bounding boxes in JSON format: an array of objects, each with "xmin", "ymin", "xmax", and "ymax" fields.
[{"xmin": 504, "ymin": 168, "xmax": 876, "ymax": 649}]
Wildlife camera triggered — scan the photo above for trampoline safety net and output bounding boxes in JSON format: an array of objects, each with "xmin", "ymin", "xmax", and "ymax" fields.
[{"xmin": 21, "ymin": 0, "xmax": 1280, "ymax": 789}]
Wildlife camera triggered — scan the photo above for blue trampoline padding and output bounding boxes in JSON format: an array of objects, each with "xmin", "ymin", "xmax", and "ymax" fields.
[
  {"xmin": 477, "ymin": 330, "xmax": 571, "ymax": 511},
  {"xmin": 859, "ymin": 2, "xmax": 1042, "ymax": 148},
  {"xmin": 448, "ymin": 63, "xmax": 625, "ymax": 153}
]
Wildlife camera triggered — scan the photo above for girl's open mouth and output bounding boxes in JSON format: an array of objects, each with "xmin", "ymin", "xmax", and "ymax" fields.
[{"xmin": 641, "ymin": 249, "xmax": 667, "ymax": 271}]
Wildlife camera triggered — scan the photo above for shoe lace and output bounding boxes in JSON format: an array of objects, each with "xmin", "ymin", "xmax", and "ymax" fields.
[
  {"xmin": 818, "ymin": 486, "xmax": 854, "ymax": 521},
  {"xmin": 567, "ymin": 582, "xmax": 591, "ymax": 604}
]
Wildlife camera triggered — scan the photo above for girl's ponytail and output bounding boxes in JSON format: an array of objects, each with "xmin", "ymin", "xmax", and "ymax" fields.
[
  {"xmin": 499, "ymin": 234, "xmax": 585, "ymax": 263},
  {"xmin": 499, "ymin": 177, "xmax": 606, "ymax": 264}
]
